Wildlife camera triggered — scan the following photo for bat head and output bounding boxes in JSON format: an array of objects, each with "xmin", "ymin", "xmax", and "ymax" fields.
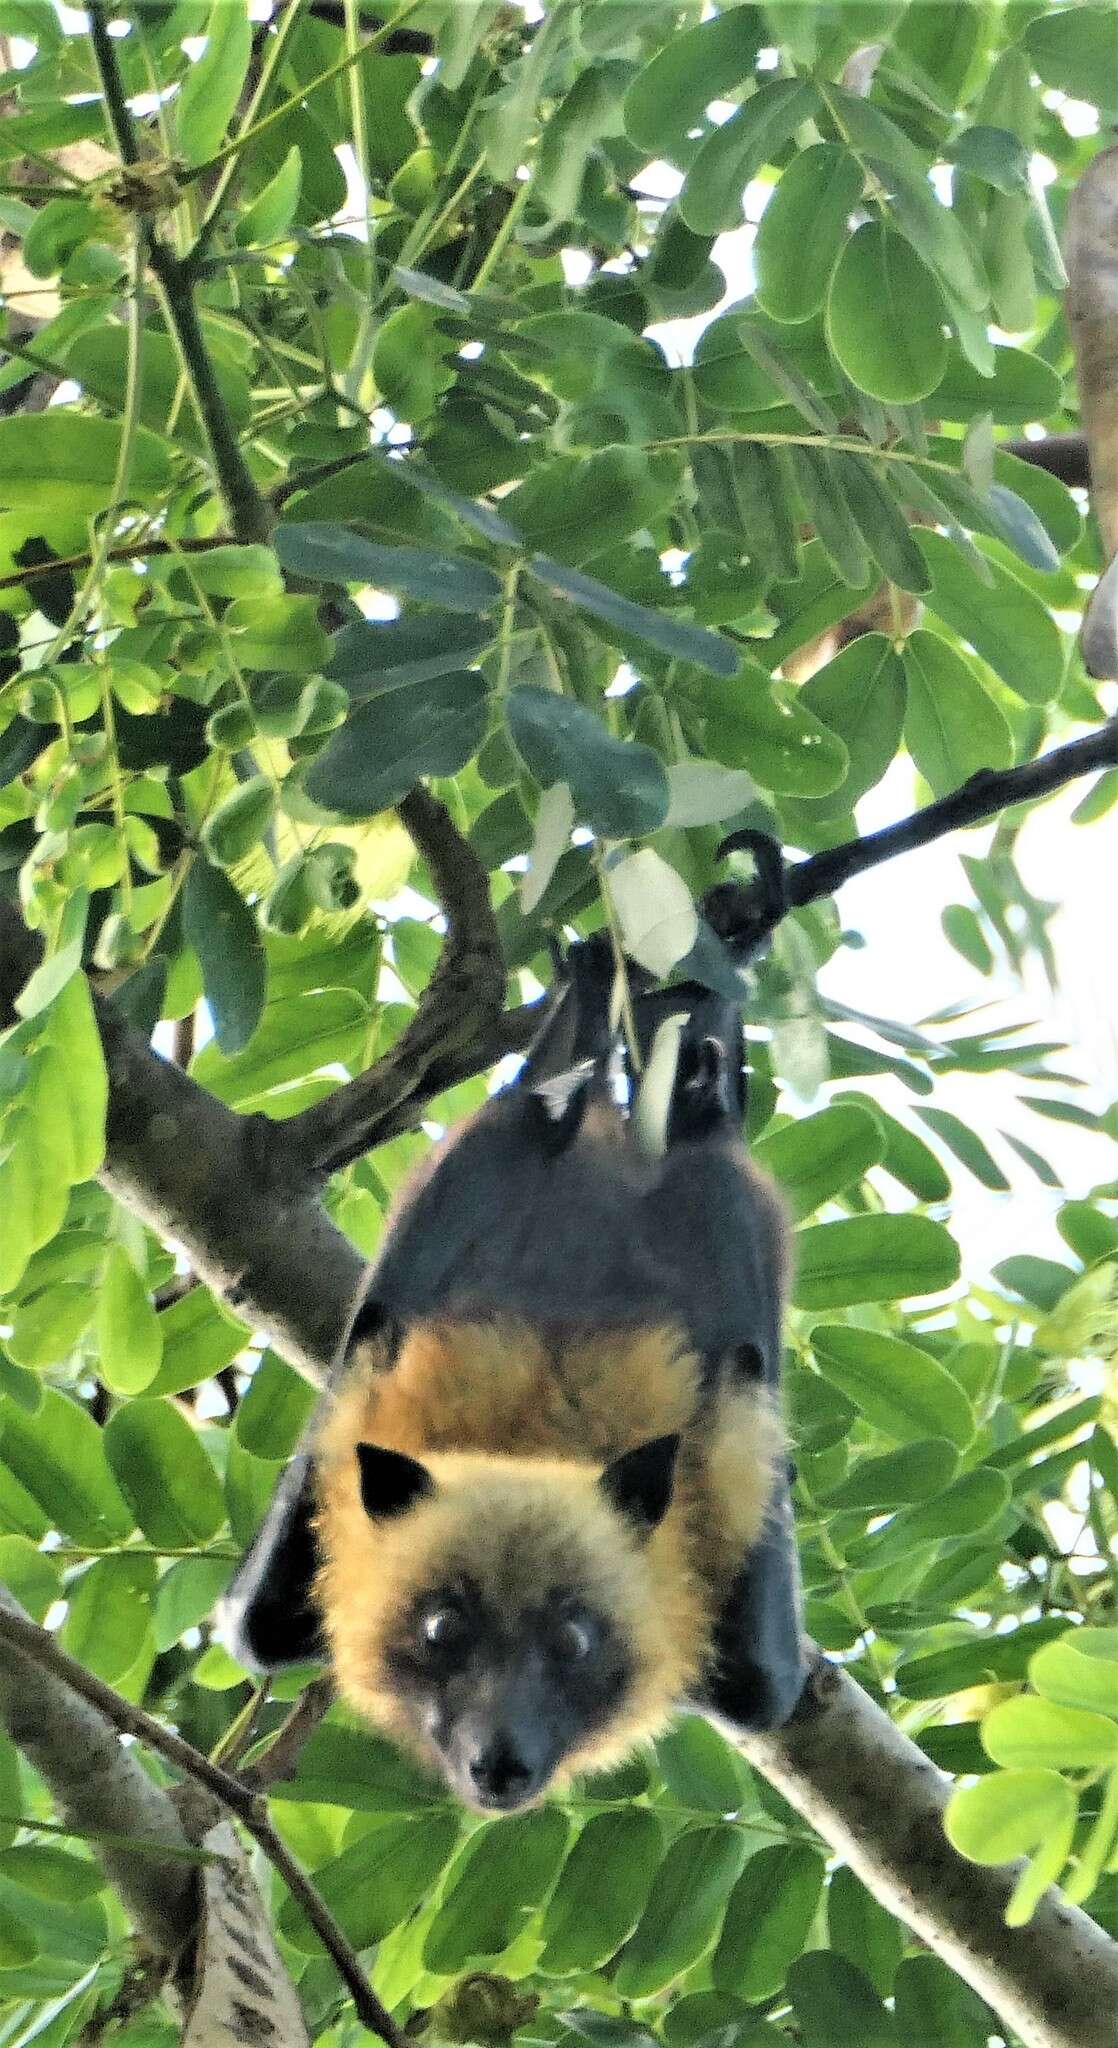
[{"xmin": 317, "ymin": 1434, "xmax": 701, "ymax": 1812}]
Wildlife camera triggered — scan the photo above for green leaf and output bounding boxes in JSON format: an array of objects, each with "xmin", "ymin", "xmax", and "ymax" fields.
[
  {"xmin": 811, "ymin": 1326, "xmax": 973, "ymax": 1446},
  {"xmin": 679, "ymin": 79, "xmax": 819, "ymax": 236},
  {"xmin": 754, "ymin": 1104, "xmax": 884, "ymax": 1221},
  {"xmin": 224, "ymin": 596, "xmax": 331, "ymax": 673},
  {"xmin": 698, "ymin": 663, "xmax": 849, "ymax": 797},
  {"xmin": 822, "ymin": 1437, "xmax": 960, "ymax": 1510},
  {"xmin": 826, "ymin": 223, "xmax": 948, "ymax": 403},
  {"xmin": 755, "ymin": 146, "xmax": 863, "ymax": 323},
  {"xmin": 794, "ymin": 1214, "xmax": 960, "ymax": 1310},
  {"xmin": 798, "ymin": 637, "xmax": 907, "ymax": 816},
  {"xmin": 275, "ymin": 525, "xmax": 502, "ymax": 613},
  {"xmin": 154, "ymin": 1554, "xmax": 235, "ymax": 1651},
  {"xmin": 942, "ymin": 904, "xmax": 994, "ymax": 975},
  {"xmin": 712, "ymin": 1844, "xmax": 826, "ymax": 2001},
  {"xmin": 790, "ymin": 448, "xmax": 870, "ymax": 589},
  {"xmin": 624, "ymin": 9, "xmax": 764, "ymax": 154},
  {"xmin": 0, "ymin": 415, "xmax": 172, "ymax": 515},
  {"xmin": 933, "ymin": 349, "xmax": 1063, "ymax": 426},
  {"xmin": 539, "ymin": 1811, "xmax": 662, "ymax": 1973},
  {"xmin": 61, "ymin": 1553, "xmax": 155, "ymax": 1685},
  {"xmin": 945, "ymin": 1766, "xmax": 1075, "ymax": 1864},
  {"xmin": 655, "ymin": 1715, "xmax": 748, "ymax": 1813},
  {"xmin": 97, "ymin": 1245, "xmax": 162, "ymax": 1396},
  {"xmin": 148, "ymin": 1285, "xmax": 246, "ymax": 1396},
  {"xmin": 7, "ymin": 1283, "xmax": 93, "ymax": 1370},
  {"xmin": 0, "ymin": 1534, "xmax": 59, "ymax": 1620},
  {"xmin": 174, "ymin": 1, "xmax": 253, "ymax": 168},
  {"xmin": 865, "ymin": 154, "xmax": 988, "ymax": 316},
  {"xmin": 305, "ymin": 669, "xmax": 489, "ymax": 816},
  {"xmin": 283, "ymin": 1812, "xmax": 460, "ymax": 1952},
  {"xmin": 1026, "ymin": 7, "xmax": 1118, "ymax": 102},
  {"xmin": 201, "ymin": 777, "xmax": 276, "ymax": 869},
  {"xmin": 535, "ymin": 61, "xmax": 634, "ymax": 224},
  {"xmin": 788, "ymin": 1952, "xmax": 895, "ymax": 2047},
  {"xmin": 984, "ymin": 1696, "xmax": 1118, "ymax": 1771},
  {"xmin": 836, "ymin": 458, "xmax": 932, "ymax": 594},
  {"xmin": 235, "ymin": 1349, "xmax": 316, "ymax": 1461},
  {"xmin": 530, "ymin": 555, "xmax": 740, "ymax": 675},
  {"xmin": 373, "ymin": 302, "xmax": 457, "ymax": 425},
  {"xmin": 917, "ymin": 532, "xmax": 1066, "ymax": 705},
  {"xmin": 865, "ymin": 1468, "xmax": 1010, "ymax": 1553},
  {"xmin": 423, "ymin": 1808, "xmax": 570, "ymax": 1972},
  {"xmin": 915, "ymin": 1106, "xmax": 1010, "ymax": 1192},
  {"xmin": 507, "ymin": 688, "xmax": 669, "ymax": 838},
  {"xmin": 946, "ymin": 125, "xmax": 1031, "ymax": 196},
  {"xmin": 662, "ymin": 762, "xmax": 755, "ymax": 829},
  {"xmin": 39, "ymin": 976, "xmax": 107, "ymax": 1183},
  {"xmin": 2, "ymin": 1388, "xmax": 133, "ymax": 1546},
  {"xmin": 604, "ymin": 848, "xmax": 695, "ymax": 974},
  {"xmin": 902, "ymin": 631, "xmax": 1014, "ymax": 799},
  {"xmin": 272, "ymin": 1721, "xmax": 446, "ymax": 1810},
  {"xmin": 1030, "ymin": 1633, "xmax": 1118, "ymax": 1718},
  {"xmin": 182, "ymin": 859, "xmax": 265, "ymax": 1057},
  {"xmin": 236, "ymin": 144, "xmax": 302, "ymax": 246},
  {"xmin": 521, "ymin": 781, "xmax": 576, "ymax": 916},
  {"xmin": 503, "ymin": 447, "xmax": 677, "ymax": 569},
  {"xmin": 328, "ymin": 615, "xmax": 490, "ymax": 694},
  {"xmin": 897, "ymin": 1618, "xmax": 1071, "ymax": 1700},
  {"xmin": 103, "ymin": 1399, "xmax": 224, "ymax": 1548},
  {"xmin": 615, "ymin": 1824, "xmax": 746, "ymax": 1998}
]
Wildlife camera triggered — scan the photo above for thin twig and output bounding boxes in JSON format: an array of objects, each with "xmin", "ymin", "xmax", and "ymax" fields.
[
  {"xmin": 0, "ymin": 1605, "xmax": 405, "ymax": 2048},
  {"xmin": 87, "ymin": 3, "xmax": 272, "ymax": 545}
]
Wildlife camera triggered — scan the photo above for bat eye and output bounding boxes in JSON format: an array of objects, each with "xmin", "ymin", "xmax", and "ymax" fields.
[
  {"xmin": 557, "ymin": 1614, "xmax": 595, "ymax": 1660},
  {"xmin": 422, "ymin": 1603, "xmax": 465, "ymax": 1649}
]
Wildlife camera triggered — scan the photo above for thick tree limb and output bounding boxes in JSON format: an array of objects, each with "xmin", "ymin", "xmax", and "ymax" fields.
[
  {"xmin": 1065, "ymin": 145, "xmax": 1118, "ymax": 560},
  {"xmin": 0, "ymin": 895, "xmax": 365, "ymax": 1383},
  {"xmin": 0, "ymin": 1601, "xmax": 405, "ymax": 2048},
  {"xmin": 0, "ymin": 1587, "xmax": 198, "ymax": 1958},
  {"xmin": 725, "ymin": 1653, "xmax": 1118, "ymax": 2048}
]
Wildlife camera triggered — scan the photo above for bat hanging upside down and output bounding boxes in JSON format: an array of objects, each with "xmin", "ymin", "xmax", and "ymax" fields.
[{"xmin": 223, "ymin": 943, "xmax": 806, "ymax": 1811}]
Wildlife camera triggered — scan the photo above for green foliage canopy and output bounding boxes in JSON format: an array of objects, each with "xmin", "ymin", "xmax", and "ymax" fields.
[{"xmin": 0, "ymin": 3, "xmax": 1117, "ymax": 2044}]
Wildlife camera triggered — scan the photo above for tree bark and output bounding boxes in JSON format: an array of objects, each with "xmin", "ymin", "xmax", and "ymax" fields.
[
  {"xmin": 725, "ymin": 1653, "xmax": 1118, "ymax": 2048},
  {"xmin": 0, "ymin": 1588, "xmax": 198, "ymax": 1958}
]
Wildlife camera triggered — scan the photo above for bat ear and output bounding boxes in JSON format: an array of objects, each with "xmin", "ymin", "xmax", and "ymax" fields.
[
  {"xmin": 356, "ymin": 1443, "xmax": 434, "ymax": 1520},
  {"xmin": 599, "ymin": 1434, "xmax": 680, "ymax": 1535}
]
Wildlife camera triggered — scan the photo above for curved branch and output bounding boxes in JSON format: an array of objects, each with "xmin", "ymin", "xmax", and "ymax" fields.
[
  {"xmin": 707, "ymin": 719, "xmax": 1118, "ymax": 955},
  {"xmin": 285, "ymin": 786, "xmax": 507, "ymax": 1178},
  {"xmin": 0, "ymin": 1601, "xmax": 405, "ymax": 2048},
  {"xmin": 721, "ymin": 1654, "xmax": 1118, "ymax": 2048},
  {"xmin": 0, "ymin": 1587, "xmax": 198, "ymax": 1957},
  {"xmin": 0, "ymin": 896, "xmax": 365, "ymax": 1384}
]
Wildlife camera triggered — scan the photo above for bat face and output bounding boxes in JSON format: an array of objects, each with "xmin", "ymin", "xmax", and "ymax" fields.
[
  {"xmin": 316, "ymin": 1437, "xmax": 701, "ymax": 1812},
  {"xmin": 380, "ymin": 1570, "xmax": 634, "ymax": 1812}
]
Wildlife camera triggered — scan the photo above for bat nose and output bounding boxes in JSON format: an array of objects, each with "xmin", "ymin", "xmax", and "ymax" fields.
[{"xmin": 468, "ymin": 1740, "xmax": 537, "ymax": 1808}]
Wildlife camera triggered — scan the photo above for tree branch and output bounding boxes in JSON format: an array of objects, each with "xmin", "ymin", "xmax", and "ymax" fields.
[
  {"xmin": 0, "ymin": 1601, "xmax": 406, "ymax": 2048},
  {"xmin": 0, "ymin": 1587, "xmax": 198, "ymax": 1958},
  {"xmin": 87, "ymin": 3, "xmax": 272, "ymax": 546},
  {"xmin": 284, "ymin": 786, "xmax": 507, "ymax": 1179},
  {"xmin": 0, "ymin": 896, "xmax": 365, "ymax": 1383},
  {"xmin": 723, "ymin": 1654, "xmax": 1118, "ymax": 2048},
  {"xmin": 708, "ymin": 719, "xmax": 1118, "ymax": 955}
]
